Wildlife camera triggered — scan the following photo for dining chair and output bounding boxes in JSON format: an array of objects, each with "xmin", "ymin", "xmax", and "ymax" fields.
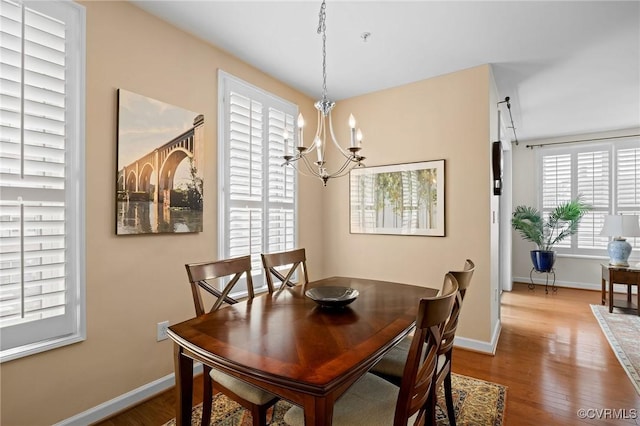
[
  {"xmin": 184, "ymin": 255, "xmax": 279, "ymax": 426},
  {"xmin": 260, "ymin": 248, "xmax": 309, "ymax": 292},
  {"xmin": 370, "ymin": 259, "xmax": 476, "ymax": 426},
  {"xmin": 283, "ymin": 274, "xmax": 459, "ymax": 426}
]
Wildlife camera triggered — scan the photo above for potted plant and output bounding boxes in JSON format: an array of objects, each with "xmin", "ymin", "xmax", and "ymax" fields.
[{"xmin": 511, "ymin": 197, "xmax": 591, "ymax": 272}]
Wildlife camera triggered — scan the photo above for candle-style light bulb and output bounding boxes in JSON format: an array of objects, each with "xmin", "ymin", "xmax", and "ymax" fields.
[
  {"xmin": 349, "ymin": 114, "xmax": 357, "ymax": 147},
  {"xmin": 356, "ymin": 128, "xmax": 363, "ymax": 147},
  {"xmin": 315, "ymin": 137, "xmax": 323, "ymax": 162},
  {"xmin": 297, "ymin": 113, "xmax": 305, "ymax": 147}
]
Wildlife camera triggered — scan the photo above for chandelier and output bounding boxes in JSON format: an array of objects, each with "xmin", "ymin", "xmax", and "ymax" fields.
[{"xmin": 283, "ymin": 0, "xmax": 365, "ymax": 186}]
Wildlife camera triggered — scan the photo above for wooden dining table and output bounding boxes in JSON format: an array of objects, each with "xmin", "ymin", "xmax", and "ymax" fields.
[{"xmin": 168, "ymin": 276, "xmax": 438, "ymax": 426}]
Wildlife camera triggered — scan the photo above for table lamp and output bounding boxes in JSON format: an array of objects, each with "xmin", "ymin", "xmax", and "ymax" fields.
[{"xmin": 600, "ymin": 214, "xmax": 640, "ymax": 267}]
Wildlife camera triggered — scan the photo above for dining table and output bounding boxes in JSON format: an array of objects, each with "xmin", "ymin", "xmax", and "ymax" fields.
[{"xmin": 167, "ymin": 276, "xmax": 438, "ymax": 426}]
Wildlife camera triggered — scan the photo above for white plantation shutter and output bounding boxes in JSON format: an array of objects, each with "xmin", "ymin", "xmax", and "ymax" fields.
[
  {"xmin": 227, "ymin": 92, "xmax": 263, "ymax": 270},
  {"xmin": 538, "ymin": 139, "xmax": 640, "ymax": 257},
  {"xmin": 219, "ymin": 72, "xmax": 297, "ymax": 291},
  {"xmin": 0, "ymin": 0, "xmax": 85, "ymax": 361},
  {"xmin": 617, "ymin": 146, "xmax": 640, "ymax": 247},
  {"xmin": 617, "ymin": 147, "xmax": 640, "ymax": 210},
  {"xmin": 541, "ymin": 153, "xmax": 571, "ymax": 248},
  {"xmin": 541, "ymin": 154, "xmax": 571, "ymax": 208},
  {"xmin": 576, "ymin": 150, "xmax": 609, "ymax": 249},
  {"xmin": 267, "ymin": 108, "xmax": 295, "ymax": 253}
]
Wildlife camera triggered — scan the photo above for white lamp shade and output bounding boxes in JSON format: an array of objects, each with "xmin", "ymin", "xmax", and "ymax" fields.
[{"xmin": 600, "ymin": 215, "xmax": 640, "ymax": 238}]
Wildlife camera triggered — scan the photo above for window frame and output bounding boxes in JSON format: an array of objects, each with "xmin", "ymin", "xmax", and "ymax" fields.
[
  {"xmin": 536, "ymin": 138, "xmax": 640, "ymax": 260},
  {"xmin": 0, "ymin": 0, "xmax": 86, "ymax": 363},
  {"xmin": 217, "ymin": 71, "xmax": 298, "ymax": 295}
]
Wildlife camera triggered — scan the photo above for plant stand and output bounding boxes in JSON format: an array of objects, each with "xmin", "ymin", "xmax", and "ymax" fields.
[{"xmin": 529, "ymin": 268, "xmax": 557, "ymax": 294}]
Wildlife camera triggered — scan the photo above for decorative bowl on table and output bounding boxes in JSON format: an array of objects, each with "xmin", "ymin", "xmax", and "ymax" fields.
[{"xmin": 305, "ymin": 286, "xmax": 359, "ymax": 309}]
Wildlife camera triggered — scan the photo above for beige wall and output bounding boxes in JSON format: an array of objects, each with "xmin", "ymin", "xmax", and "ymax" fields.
[
  {"xmin": 0, "ymin": 2, "xmax": 323, "ymax": 425},
  {"xmin": 1, "ymin": 2, "xmax": 497, "ymax": 425},
  {"xmin": 321, "ymin": 65, "xmax": 495, "ymax": 343}
]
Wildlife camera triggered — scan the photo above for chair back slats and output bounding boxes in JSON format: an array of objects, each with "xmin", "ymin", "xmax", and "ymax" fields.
[
  {"xmin": 261, "ymin": 248, "xmax": 309, "ymax": 292},
  {"xmin": 394, "ymin": 273, "xmax": 458, "ymax": 426},
  {"xmin": 185, "ymin": 255, "xmax": 254, "ymax": 316},
  {"xmin": 194, "ymin": 280, "xmax": 239, "ymax": 306},
  {"xmin": 450, "ymin": 259, "xmax": 475, "ymax": 296},
  {"xmin": 440, "ymin": 259, "xmax": 475, "ymax": 354}
]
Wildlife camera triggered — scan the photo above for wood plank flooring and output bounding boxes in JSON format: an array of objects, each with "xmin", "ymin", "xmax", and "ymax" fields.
[
  {"xmin": 95, "ymin": 283, "xmax": 640, "ymax": 425},
  {"xmin": 453, "ymin": 283, "xmax": 640, "ymax": 426}
]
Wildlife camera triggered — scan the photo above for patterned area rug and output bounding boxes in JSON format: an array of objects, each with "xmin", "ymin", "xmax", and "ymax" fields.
[
  {"xmin": 591, "ymin": 304, "xmax": 640, "ymax": 395},
  {"xmin": 164, "ymin": 373, "xmax": 506, "ymax": 426}
]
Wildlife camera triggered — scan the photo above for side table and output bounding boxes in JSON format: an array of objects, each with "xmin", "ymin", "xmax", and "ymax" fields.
[{"xmin": 601, "ymin": 263, "xmax": 640, "ymax": 315}]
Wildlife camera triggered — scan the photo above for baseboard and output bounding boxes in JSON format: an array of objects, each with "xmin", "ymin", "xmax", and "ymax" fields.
[
  {"xmin": 454, "ymin": 319, "xmax": 501, "ymax": 355},
  {"xmin": 53, "ymin": 363, "xmax": 203, "ymax": 426},
  {"xmin": 513, "ymin": 276, "xmax": 598, "ymax": 290},
  {"xmin": 513, "ymin": 277, "xmax": 638, "ymax": 294}
]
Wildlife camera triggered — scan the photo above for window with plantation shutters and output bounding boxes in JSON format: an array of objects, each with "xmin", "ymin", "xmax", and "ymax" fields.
[
  {"xmin": 538, "ymin": 138, "xmax": 640, "ymax": 257},
  {"xmin": 0, "ymin": 0, "xmax": 85, "ymax": 362},
  {"xmin": 219, "ymin": 72, "xmax": 297, "ymax": 292}
]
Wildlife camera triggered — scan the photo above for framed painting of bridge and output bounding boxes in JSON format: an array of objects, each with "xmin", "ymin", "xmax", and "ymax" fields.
[
  {"xmin": 116, "ymin": 89, "xmax": 204, "ymax": 235},
  {"xmin": 349, "ymin": 160, "xmax": 445, "ymax": 236}
]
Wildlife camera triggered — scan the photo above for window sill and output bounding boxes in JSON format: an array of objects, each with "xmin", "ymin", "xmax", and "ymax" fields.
[
  {"xmin": 1, "ymin": 332, "xmax": 85, "ymax": 363},
  {"xmin": 555, "ymin": 253, "xmax": 640, "ymax": 263}
]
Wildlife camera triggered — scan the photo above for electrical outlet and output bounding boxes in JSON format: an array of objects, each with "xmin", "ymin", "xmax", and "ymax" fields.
[{"xmin": 157, "ymin": 320, "xmax": 169, "ymax": 341}]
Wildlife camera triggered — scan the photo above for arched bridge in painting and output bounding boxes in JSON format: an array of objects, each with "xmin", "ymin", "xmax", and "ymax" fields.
[{"xmin": 117, "ymin": 115, "xmax": 204, "ymax": 205}]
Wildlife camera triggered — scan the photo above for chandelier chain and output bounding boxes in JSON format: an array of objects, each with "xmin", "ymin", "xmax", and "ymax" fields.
[{"xmin": 318, "ymin": 0, "xmax": 328, "ymax": 103}]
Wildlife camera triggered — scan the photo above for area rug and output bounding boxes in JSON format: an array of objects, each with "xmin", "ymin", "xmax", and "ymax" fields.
[
  {"xmin": 591, "ymin": 304, "xmax": 640, "ymax": 395},
  {"xmin": 163, "ymin": 373, "xmax": 507, "ymax": 426}
]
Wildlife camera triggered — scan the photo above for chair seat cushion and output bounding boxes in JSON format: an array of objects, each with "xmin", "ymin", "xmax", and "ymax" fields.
[
  {"xmin": 371, "ymin": 337, "xmax": 447, "ymax": 379},
  {"xmin": 284, "ymin": 373, "xmax": 417, "ymax": 426},
  {"xmin": 371, "ymin": 336, "xmax": 412, "ymax": 377},
  {"xmin": 210, "ymin": 369, "xmax": 277, "ymax": 405}
]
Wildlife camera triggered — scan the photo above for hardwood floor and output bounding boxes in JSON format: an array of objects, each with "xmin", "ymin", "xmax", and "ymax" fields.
[
  {"xmin": 95, "ymin": 283, "xmax": 640, "ymax": 425},
  {"xmin": 453, "ymin": 283, "xmax": 640, "ymax": 426}
]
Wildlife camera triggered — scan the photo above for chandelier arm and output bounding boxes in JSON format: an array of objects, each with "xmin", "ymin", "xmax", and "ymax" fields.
[
  {"xmin": 299, "ymin": 153, "xmax": 323, "ymax": 178},
  {"xmin": 286, "ymin": 160, "xmax": 321, "ymax": 179},
  {"xmin": 327, "ymin": 112, "xmax": 353, "ymax": 159},
  {"xmin": 319, "ymin": 154, "xmax": 353, "ymax": 180},
  {"xmin": 281, "ymin": 154, "xmax": 305, "ymax": 167},
  {"xmin": 329, "ymin": 156, "xmax": 358, "ymax": 178},
  {"xmin": 304, "ymin": 108, "xmax": 323, "ymax": 153},
  {"xmin": 331, "ymin": 169, "xmax": 356, "ymax": 179},
  {"xmin": 327, "ymin": 161, "xmax": 363, "ymax": 179}
]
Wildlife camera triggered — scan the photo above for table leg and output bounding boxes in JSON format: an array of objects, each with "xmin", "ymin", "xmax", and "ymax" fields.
[
  {"xmin": 303, "ymin": 395, "xmax": 333, "ymax": 426},
  {"xmin": 628, "ymin": 284, "xmax": 632, "ymax": 302},
  {"xmin": 601, "ymin": 277, "xmax": 606, "ymax": 305},
  {"xmin": 174, "ymin": 344, "xmax": 193, "ymax": 426},
  {"xmin": 609, "ymin": 273, "xmax": 614, "ymax": 314}
]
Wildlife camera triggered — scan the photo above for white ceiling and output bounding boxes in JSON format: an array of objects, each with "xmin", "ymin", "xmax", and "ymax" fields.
[{"xmin": 131, "ymin": 0, "xmax": 640, "ymax": 142}]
